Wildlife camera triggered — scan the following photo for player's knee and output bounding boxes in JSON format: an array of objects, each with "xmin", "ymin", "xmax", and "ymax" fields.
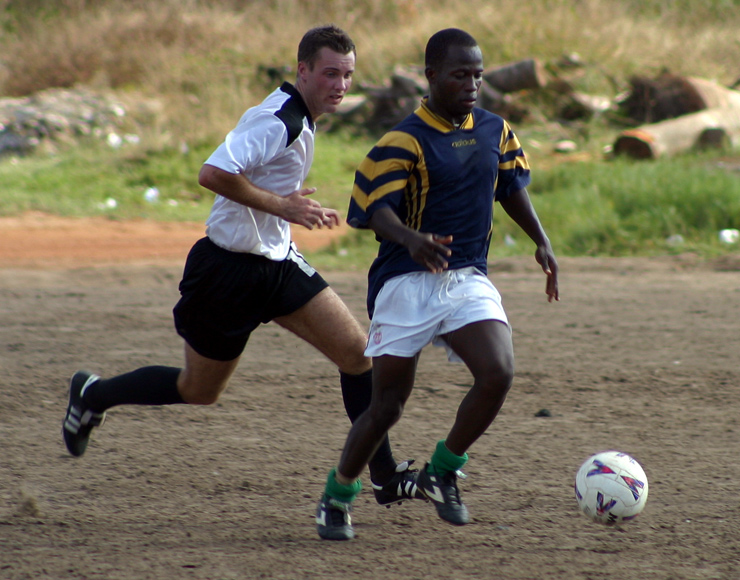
[
  {"xmin": 476, "ymin": 355, "xmax": 514, "ymax": 396},
  {"xmin": 336, "ymin": 348, "xmax": 371, "ymax": 376},
  {"xmin": 369, "ymin": 399, "xmax": 404, "ymax": 432},
  {"xmin": 498, "ymin": 357, "xmax": 515, "ymax": 388}
]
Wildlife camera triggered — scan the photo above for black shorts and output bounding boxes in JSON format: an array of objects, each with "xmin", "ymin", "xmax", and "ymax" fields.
[{"xmin": 173, "ymin": 237, "xmax": 329, "ymax": 361}]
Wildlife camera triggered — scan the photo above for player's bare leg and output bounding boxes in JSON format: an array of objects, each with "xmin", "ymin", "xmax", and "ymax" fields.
[
  {"xmin": 278, "ymin": 288, "xmax": 421, "ymax": 498},
  {"xmin": 443, "ymin": 319, "xmax": 514, "ymax": 455},
  {"xmin": 316, "ymin": 354, "xmax": 417, "ymax": 540},
  {"xmin": 416, "ymin": 319, "xmax": 514, "ymax": 525},
  {"xmin": 274, "ymin": 287, "xmax": 369, "ymax": 374},
  {"xmin": 335, "ymin": 354, "xmax": 417, "ymax": 479},
  {"xmin": 177, "ymin": 342, "xmax": 241, "ymax": 405}
]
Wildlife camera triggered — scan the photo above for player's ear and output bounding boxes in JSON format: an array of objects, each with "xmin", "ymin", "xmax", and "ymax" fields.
[{"xmin": 297, "ymin": 60, "xmax": 309, "ymax": 81}]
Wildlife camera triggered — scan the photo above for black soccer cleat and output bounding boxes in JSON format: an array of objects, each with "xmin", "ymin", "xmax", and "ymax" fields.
[
  {"xmin": 372, "ymin": 460, "xmax": 427, "ymax": 506},
  {"xmin": 316, "ymin": 494, "xmax": 355, "ymax": 541},
  {"xmin": 416, "ymin": 462, "xmax": 470, "ymax": 525},
  {"xmin": 62, "ymin": 371, "xmax": 106, "ymax": 457}
]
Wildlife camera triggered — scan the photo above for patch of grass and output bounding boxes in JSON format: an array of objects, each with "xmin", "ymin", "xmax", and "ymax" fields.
[
  {"xmin": 0, "ymin": 139, "xmax": 218, "ymax": 220},
  {"xmin": 305, "ymin": 129, "xmax": 376, "ymax": 213},
  {"xmin": 309, "ymin": 228, "xmax": 381, "ymax": 273},
  {"xmin": 2, "ymin": 131, "xmax": 739, "ymax": 261},
  {"xmin": 0, "ymin": 129, "xmax": 376, "ymax": 223},
  {"xmin": 493, "ymin": 151, "xmax": 740, "ymax": 257}
]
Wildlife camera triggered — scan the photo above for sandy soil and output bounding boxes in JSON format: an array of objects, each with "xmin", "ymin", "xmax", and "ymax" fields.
[
  {"xmin": 1, "ymin": 215, "xmax": 739, "ymax": 579},
  {"xmin": 0, "ymin": 212, "xmax": 350, "ymax": 269}
]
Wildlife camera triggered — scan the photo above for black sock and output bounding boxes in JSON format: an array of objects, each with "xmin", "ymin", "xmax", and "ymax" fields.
[
  {"xmin": 340, "ymin": 369, "xmax": 396, "ymax": 482},
  {"xmin": 82, "ymin": 366, "xmax": 185, "ymax": 412}
]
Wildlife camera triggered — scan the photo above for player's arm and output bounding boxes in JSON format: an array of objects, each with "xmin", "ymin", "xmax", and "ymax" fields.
[
  {"xmin": 499, "ymin": 188, "xmax": 559, "ymax": 302},
  {"xmin": 367, "ymin": 206, "xmax": 453, "ymax": 273},
  {"xmin": 198, "ymin": 164, "xmax": 339, "ymax": 229}
]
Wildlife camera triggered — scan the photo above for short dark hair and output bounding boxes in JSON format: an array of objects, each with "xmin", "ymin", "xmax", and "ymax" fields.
[
  {"xmin": 425, "ymin": 28, "xmax": 478, "ymax": 69},
  {"xmin": 298, "ymin": 25, "xmax": 356, "ymax": 70}
]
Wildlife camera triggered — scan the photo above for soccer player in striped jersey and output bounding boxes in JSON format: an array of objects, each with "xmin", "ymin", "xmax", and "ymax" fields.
[{"xmin": 317, "ymin": 28, "xmax": 559, "ymax": 540}]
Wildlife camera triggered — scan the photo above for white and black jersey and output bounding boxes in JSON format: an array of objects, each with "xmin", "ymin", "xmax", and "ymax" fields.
[{"xmin": 202, "ymin": 82, "xmax": 315, "ymax": 259}]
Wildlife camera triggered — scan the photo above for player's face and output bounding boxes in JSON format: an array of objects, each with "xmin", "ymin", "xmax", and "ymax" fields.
[
  {"xmin": 297, "ymin": 47, "xmax": 355, "ymax": 120},
  {"xmin": 426, "ymin": 44, "xmax": 483, "ymax": 125}
]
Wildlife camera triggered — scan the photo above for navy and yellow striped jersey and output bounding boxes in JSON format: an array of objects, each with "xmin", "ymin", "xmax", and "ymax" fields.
[{"xmin": 347, "ymin": 99, "xmax": 531, "ymax": 316}]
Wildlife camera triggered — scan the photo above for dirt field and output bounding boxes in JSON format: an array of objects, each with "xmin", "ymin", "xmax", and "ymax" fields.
[{"xmin": 1, "ymin": 216, "xmax": 739, "ymax": 579}]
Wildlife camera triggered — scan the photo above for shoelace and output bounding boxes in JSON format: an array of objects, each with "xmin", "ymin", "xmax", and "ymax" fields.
[
  {"xmin": 326, "ymin": 499, "xmax": 351, "ymax": 525},
  {"xmin": 441, "ymin": 470, "xmax": 468, "ymax": 503}
]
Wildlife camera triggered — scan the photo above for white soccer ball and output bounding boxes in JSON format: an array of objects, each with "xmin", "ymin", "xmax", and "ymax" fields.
[{"xmin": 574, "ymin": 450, "xmax": 648, "ymax": 525}]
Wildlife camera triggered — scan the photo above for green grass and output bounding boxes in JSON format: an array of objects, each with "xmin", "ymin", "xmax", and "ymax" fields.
[
  {"xmin": 0, "ymin": 129, "xmax": 372, "ymax": 221},
  {"xmin": 491, "ymin": 152, "xmax": 740, "ymax": 258},
  {"xmin": 2, "ymin": 127, "xmax": 739, "ymax": 265},
  {"xmin": 305, "ymin": 130, "xmax": 374, "ymax": 211},
  {"xmin": 2, "ymin": 130, "xmax": 739, "ymax": 264},
  {"xmin": 309, "ymin": 136, "xmax": 740, "ymax": 268},
  {"xmin": 0, "ymin": 140, "xmax": 218, "ymax": 221}
]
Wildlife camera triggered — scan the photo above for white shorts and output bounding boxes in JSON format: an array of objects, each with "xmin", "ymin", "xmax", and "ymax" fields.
[{"xmin": 365, "ymin": 267, "xmax": 509, "ymax": 363}]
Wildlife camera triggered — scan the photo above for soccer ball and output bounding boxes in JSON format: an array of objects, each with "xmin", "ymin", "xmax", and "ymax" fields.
[{"xmin": 574, "ymin": 450, "xmax": 648, "ymax": 525}]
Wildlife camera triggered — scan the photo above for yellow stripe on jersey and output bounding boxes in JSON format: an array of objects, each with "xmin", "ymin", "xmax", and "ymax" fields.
[
  {"xmin": 351, "ymin": 130, "xmax": 426, "ymax": 212},
  {"xmin": 405, "ymin": 165, "xmax": 430, "ymax": 231},
  {"xmin": 499, "ymin": 158, "xmax": 529, "ymax": 171},
  {"xmin": 350, "ymin": 178, "xmax": 411, "ymax": 210},
  {"xmin": 499, "ymin": 120, "xmax": 530, "ymax": 171}
]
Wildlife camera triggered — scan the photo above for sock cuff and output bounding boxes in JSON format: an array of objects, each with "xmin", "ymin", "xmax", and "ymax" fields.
[
  {"xmin": 339, "ymin": 368, "xmax": 373, "ymax": 381},
  {"xmin": 325, "ymin": 468, "xmax": 362, "ymax": 503},
  {"xmin": 429, "ymin": 439, "xmax": 468, "ymax": 474}
]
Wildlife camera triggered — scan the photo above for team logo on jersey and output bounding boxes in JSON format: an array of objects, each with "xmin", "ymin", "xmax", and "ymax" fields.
[
  {"xmin": 373, "ymin": 330, "xmax": 382, "ymax": 344},
  {"xmin": 452, "ymin": 138, "xmax": 477, "ymax": 148}
]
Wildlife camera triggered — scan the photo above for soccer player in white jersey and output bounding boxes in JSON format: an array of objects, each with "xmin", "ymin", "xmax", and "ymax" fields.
[{"xmin": 62, "ymin": 25, "xmax": 424, "ymax": 511}]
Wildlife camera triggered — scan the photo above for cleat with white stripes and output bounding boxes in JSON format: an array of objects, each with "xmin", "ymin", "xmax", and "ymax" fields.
[
  {"xmin": 316, "ymin": 495, "xmax": 355, "ymax": 541},
  {"xmin": 62, "ymin": 370, "xmax": 106, "ymax": 457},
  {"xmin": 416, "ymin": 462, "xmax": 470, "ymax": 525},
  {"xmin": 372, "ymin": 459, "xmax": 427, "ymax": 507}
]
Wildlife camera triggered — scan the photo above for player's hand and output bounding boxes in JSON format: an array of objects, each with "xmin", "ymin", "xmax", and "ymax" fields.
[
  {"xmin": 408, "ymin": 233, "xmax": 453, "ymax": 273},
  {"xmin": 281, "ymin": 187, "xmax": 327, "ymax": 229},
  {"xmin": 318, "ymin": 208, "xmax": 341, "ymax": 229},
  {"xmin": 535, "ymin": 244, "xmax": 559, "ymax": 302}
]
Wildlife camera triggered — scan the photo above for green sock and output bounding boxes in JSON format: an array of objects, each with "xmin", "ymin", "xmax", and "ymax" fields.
[
  {"xmin": 428, "ymin": 440, "xmax": 468, "ymax": 474},
  {"xmin": 324, "ymin": 468, "xmax": 362, "ymax": 503}
]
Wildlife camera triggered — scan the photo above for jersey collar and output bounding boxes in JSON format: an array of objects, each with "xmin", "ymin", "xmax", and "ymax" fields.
[
  {"xmin": 280, "ymin": 81, "xmax": 315, "ymax": 130},
  {"xmin": 416, "ymin": 97, "xmax": 475, "ymax": 132}
]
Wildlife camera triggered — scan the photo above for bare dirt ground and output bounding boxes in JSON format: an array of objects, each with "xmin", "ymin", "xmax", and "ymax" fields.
[{"xmin": 1, "ymin": 215, "xmax": 739, "ymax": 580}]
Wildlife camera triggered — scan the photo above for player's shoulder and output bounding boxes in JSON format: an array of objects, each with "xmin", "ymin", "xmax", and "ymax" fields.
[
  {"xmin": 472, "ymin": 107, "xmax": 508, "ymax": 128},
  {"xmin": 369, "ymin": 128, "xmax": 423, "ymax": 163},
  {"xmin": 274, "ymin": 83, "xmax": 313, "ymax": 146},
  {"xmin": 373, "ymin": 111, "xmax": 428, "ymax": 148},
  {"xmin": 242, "ymin": 83, "xmax": 311, "ymax": 146}
]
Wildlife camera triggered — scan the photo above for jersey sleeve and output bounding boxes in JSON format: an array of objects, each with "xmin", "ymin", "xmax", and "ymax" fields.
[
  {"xmin": 494, "ymin": 120, "xmax": 531, "ymax": 202},
  {"xmin": 347, "ymin": 131, "xmax": 422, "ymax": 229},
  {"xmin": 203, "ymin": 110, "xmax": 288, "ymax": 175}
]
